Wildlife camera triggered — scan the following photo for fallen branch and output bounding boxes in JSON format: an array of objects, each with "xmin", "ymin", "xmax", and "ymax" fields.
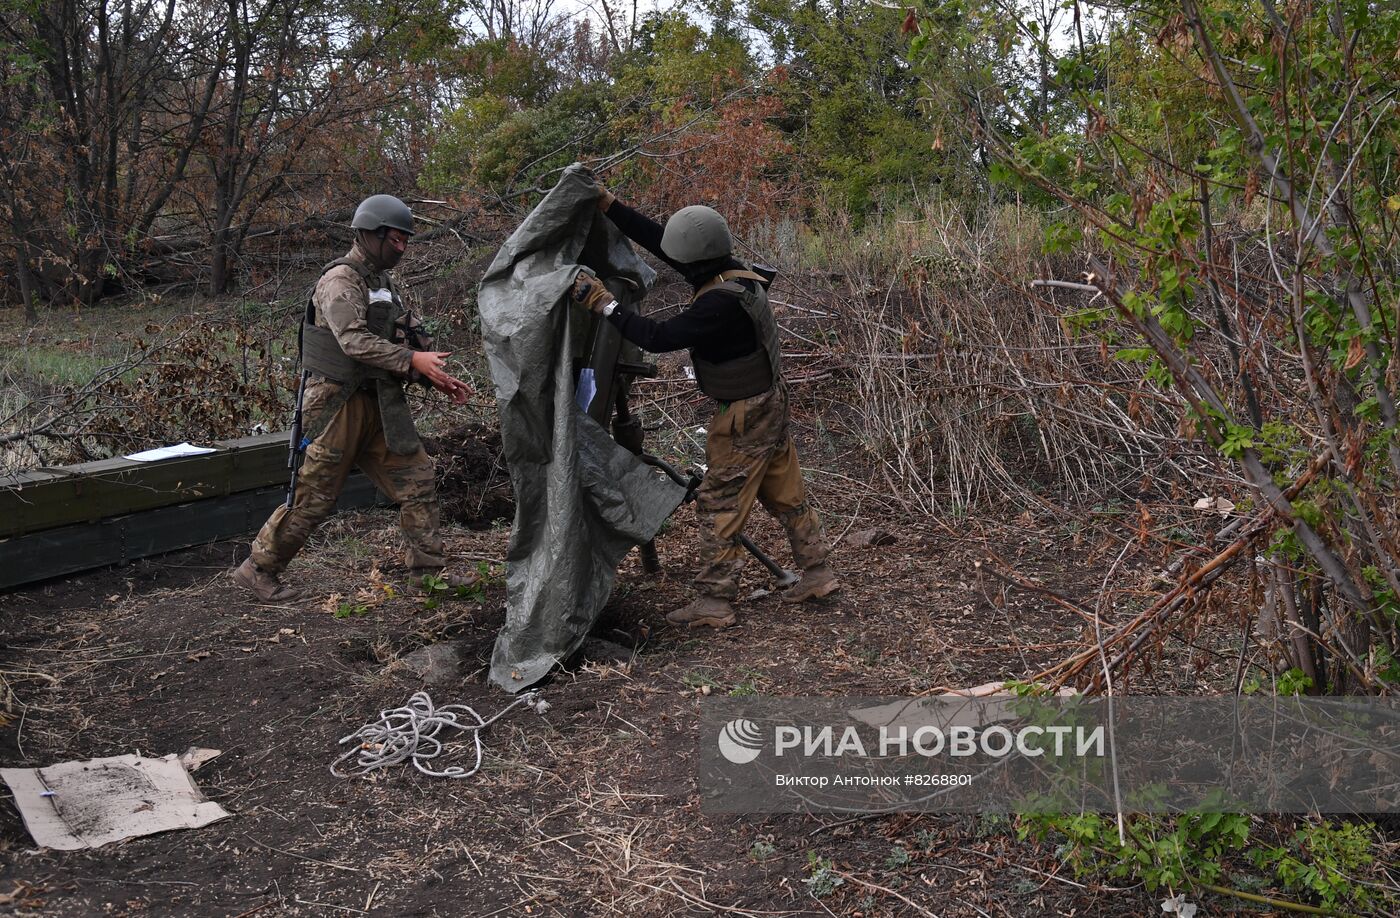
[
  {"xmin": 831, "ymin": 870, "xmax": 942, "ymax": 918},
  {"xmin": 1029, "ymin": 446, "xmax": 1334, "ymax": 690}
]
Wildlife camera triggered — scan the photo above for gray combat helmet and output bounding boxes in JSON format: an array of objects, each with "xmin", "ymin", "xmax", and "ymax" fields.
[
  {"xmin": 352, "ymin": 194, "xmax": 415, "ymax": 236},
  {"xmin": 660, "ymin": 205, "xmax": 731, "ymax": 262}
]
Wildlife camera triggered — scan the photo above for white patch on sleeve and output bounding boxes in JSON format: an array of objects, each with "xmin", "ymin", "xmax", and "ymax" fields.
[{"xmin": 368, "ymin": 288, "xmax": 394, "ymax": 304}]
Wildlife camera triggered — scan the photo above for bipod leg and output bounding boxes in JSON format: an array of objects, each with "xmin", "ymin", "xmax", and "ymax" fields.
[
  {"xmin": 738, "ymin": 534, "xmax": 799, "ymax": 589},
  {"xmin": 639, "ymin": 453, "xmax": 799, "ymax": 589},
  {"xmin": 615, "ymin": 377, "xmax": 662, "ymax": 574}
]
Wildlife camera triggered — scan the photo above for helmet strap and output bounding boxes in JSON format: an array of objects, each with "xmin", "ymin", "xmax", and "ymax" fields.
[{"xmin": 356, "ymin": 228, "xmax": 382, "ymax": 268}]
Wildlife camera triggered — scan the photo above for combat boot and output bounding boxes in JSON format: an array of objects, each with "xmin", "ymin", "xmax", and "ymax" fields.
[
  {"xmin": 232, "ymin": 558, "xmax": 300, "ymax": 603},
  {"xmin": 780, "ymin": 564, "xmax": 841, "ymax": 603},
  {"xmin": 666, "ymin": 596, "xmax": 737, "ymax": 629}
]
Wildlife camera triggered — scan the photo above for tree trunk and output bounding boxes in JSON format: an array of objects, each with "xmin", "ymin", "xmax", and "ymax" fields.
[
  {"xmin": 210, "ymin": 222, "xmax": 233, "ymax": 295},
  {"xmin": 15, "ymin": 247, "xmax": 39, "ymax": 324},
  {"xmin": 78, "ymin": 248, "xmax": 103, "ymax": 306}
]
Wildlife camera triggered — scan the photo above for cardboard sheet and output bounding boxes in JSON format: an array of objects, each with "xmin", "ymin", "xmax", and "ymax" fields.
[{"xmin": 2, "ymin": 751, "xmax": 230, "ymax": 850}]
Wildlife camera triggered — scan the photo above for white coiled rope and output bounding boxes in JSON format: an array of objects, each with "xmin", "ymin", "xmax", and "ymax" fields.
[{"xmin": 331, "ymin": 690, "xmax": 549, "ymax": 780}]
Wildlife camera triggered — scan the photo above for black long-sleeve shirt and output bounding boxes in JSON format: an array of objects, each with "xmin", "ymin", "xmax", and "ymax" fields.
[{"xmin": 603, "ymin": 201, "xmax": 760, "ymax": 363}]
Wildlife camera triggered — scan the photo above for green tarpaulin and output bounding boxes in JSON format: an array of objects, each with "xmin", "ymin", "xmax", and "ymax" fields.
[{"xmin": 479, "ymin": 165, "xmax": 685, "ymax": 692}]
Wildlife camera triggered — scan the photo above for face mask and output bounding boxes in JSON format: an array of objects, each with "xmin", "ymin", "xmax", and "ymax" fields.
[
  {"xmin": 377, "ymin": 244, "xmax": 404, "ymax": 270},
  {"xmin": 360, "ymin": 230, "xmax": 405, "ymax": 270}
]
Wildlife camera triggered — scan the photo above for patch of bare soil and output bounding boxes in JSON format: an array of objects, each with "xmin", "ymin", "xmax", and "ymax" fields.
[
  {"xmin": 425, "ymin": 423, "xmax": 513, "ymax": 530},
  {"xmin": 0, "ymin": 415, "xmax": 1257, "ymax": 918}
]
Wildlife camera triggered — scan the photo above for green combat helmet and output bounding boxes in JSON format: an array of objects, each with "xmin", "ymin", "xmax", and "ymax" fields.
[
  {"xmin": 352, "ymin": 194, "xmax": 415, "ymax": 236},
  {"xmin": 660, "ymin": 205, "xmax": 730, "ymax": 262}
]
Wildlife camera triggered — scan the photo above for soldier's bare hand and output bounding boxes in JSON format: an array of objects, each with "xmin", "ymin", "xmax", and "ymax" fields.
[
  {"xmin": 434, "ymin": 373, "xmax": 471, "ymax": 405},
  {"xmin": 410, "ymin": 350, "xmax": 459, "ymax": 389}
]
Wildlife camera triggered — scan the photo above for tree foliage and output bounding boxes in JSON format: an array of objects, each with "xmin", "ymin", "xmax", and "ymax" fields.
[
  {"xmin": 749, "ymin": 0, "xmax": 947, "ymax": 212},
  {"xmin": 906, "ymin": 0, "xmax": 1400, "ymax": 693},
  {"xmin": 0, "ymin": 0, "xmax": 964, "ymax": 303}
]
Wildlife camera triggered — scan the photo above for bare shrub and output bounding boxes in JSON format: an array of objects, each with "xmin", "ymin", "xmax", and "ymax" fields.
[
  {"xmin": 1, "ymin": 314, "xmax": 291, "ymax": 473},
  {"xmin": 791, "ymin": 200, "xmax": 1197, "ymax": 516}
]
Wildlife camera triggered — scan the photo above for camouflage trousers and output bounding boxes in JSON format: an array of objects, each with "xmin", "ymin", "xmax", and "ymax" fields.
[
  {"xmin": 251, "ymin": 383, "xmax": 447, "ymax": 574},
  {"xmin": 693, "ymin": 381, "xmax": 829, "ymax": 601}
]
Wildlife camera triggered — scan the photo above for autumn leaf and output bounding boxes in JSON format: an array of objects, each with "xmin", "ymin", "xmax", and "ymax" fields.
[{"xmin": 1343, "ymin": 334, "xmax": 1365, "ymax": 371}]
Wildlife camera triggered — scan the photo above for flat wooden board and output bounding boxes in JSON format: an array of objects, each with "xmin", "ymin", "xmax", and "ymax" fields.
[
  {"xmin": 0, "ymin": 477, "xmax": 385, "ymax": 591},
  {"xmin": 0, "ymin": 434, "xmax": 290, "ymax": 539}
]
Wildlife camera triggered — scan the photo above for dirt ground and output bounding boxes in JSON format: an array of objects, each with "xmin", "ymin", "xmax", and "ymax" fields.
[
  {"xmin": 0, "ymin": 266, "xmax": 1330, "ymax": 916},
  {"xmin": 0, "ymin": 393, "xmax": 1289, "ymax": 918}
]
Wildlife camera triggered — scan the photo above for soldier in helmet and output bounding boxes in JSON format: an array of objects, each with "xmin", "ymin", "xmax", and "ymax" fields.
[
  {"xmin": 573, "ymin": 185, "xmax": 841, "ymax": 629},
  {"xmin": 233, "ymin": 194, "xmax": 474, "ymax": 602}
]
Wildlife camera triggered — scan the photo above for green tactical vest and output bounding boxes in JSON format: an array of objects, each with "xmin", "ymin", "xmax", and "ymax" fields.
[
  {"xmin": 298, "ymin": 257, "xmax": 420, "ymax": 455},
  {"xmin": 689, "ymin": 268, "xmax": 783, "ymax": 402}
]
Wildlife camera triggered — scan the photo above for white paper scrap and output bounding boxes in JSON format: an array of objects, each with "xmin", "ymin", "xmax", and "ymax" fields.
[
  {"xmin": 1, "ymin": 752, "xmax": 231, "ymax": 850},
  {"xmin": 1192, "ymin": 496, "xmax": 1236, "ymax": 515},
  {"xmin": 123, "ymin": 442, "xmax": 218, "ymax": 462}
]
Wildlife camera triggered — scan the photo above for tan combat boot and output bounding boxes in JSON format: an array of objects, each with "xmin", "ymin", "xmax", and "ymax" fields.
[
  {"xmin": 781, "ymin": 564, "xmax": 841, "ymax": 603},
  {"xmin": 666, "ymin": 596, "xmax": 737, "ymax": 629},
  {"xmin": 232, "ymin": 558, "xmax": 300, "ymax": 602}
]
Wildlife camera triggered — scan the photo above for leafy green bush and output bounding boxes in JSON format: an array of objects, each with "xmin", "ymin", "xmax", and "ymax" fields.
[
  {"xmin": 1019, "ymin": 811, "xmax": 1389, "ymax": 914},
  {"xmin": 1252, "ymin": 822, "xmax": 1379, "ymax": 914}
]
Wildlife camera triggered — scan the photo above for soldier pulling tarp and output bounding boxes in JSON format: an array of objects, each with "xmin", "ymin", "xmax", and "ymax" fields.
[{"xmin": 479, "ymin": 164, "xmax": 685, "ymax": 692}]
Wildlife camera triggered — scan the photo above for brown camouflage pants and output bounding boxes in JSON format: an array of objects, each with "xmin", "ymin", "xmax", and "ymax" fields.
[
  {"xmin": 693, "ymin": 381, "xmax": 829, "ymax": 600},
  {"xmin": 251, "ymin": 383, "xmax": 446, "ymax": 574}
]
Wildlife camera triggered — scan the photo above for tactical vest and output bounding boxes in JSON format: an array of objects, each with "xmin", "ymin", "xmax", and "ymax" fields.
[
  {"xmin": 298, "ymin": 257, "xmax": 420, "ymax": 455},
  {"xmin": 690, "ymin": 268, "xmax": 782, "ymax": 402}
]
